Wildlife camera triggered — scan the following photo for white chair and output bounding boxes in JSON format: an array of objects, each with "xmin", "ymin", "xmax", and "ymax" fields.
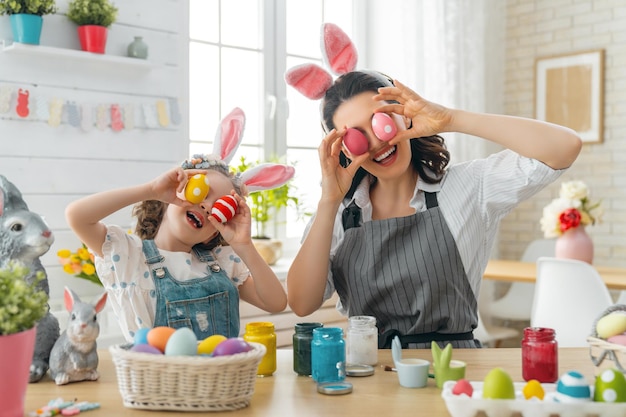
[
  {"xmin": 531, "ymin": 257, "xmax": 613, "ymax": 347},
  {"xmin": 487, "ymin": 238, "xmax": 555, "ymax": 322}
]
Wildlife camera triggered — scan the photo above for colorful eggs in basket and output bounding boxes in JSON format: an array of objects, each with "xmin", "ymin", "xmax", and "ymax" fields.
[
  {"xmin": 134, "ymin": 327, "xmax": 150, "ymax": 345},
  {"xmin": 131, "ymin": 344, "xmax": 162, "ymax": 354},
  {"xmin": 596, "ymin": 311, "xmax": 626, "ymax": 339},
  {"xmin": 146, "ymin": 326, "xmax": 176, "ymax": 353},
  {"xmin": 198, "ymin": 334, "xmax": 228, "ymax": 355},
  {"xmin": 212, "ymin": 337, "xmax": 254, "ymax": 357},
  {"xmin": 555, "ymin": 371, "xmax": 591, "ymax": 403},
  {"xmin": 482, "ymin": 368, "xmax": 515, "ymax": 399},
  {"xmin": 594, "ymin": 369, "xmax": 626, "ymax": 403},
  {"xmin": 165, "ymin": 327, "xmax": 198, "ymax": 356},
  {"xmin": 185, "ymin": 174, "xmax": 210, "ymax": 204}
]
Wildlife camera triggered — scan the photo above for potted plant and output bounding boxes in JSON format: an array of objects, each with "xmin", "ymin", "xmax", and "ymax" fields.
[
  {"xmin": 0, "ymin": 0, "xmax": 57, "ymax": 45},
  {"xmin": 67, "ymin": 0, "xmax": 118, "ymax": 54},
  {"xmin": 0, "ymin": 262, "xmax": 48, "ymax": 417},
  {"xmin": 234, "ymin": 156, "xmax": 309, "ymax": 265}
]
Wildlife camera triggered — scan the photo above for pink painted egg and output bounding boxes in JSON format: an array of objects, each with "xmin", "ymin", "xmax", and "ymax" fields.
[
  {"xmin": 372, "ymin": 112, "xmax": 397, "ymax": 141},
  {"xmin": 343, "ymin": 128, "xmax": 369, "ymax": 155},
  {"xmin": 211, "ymin": 195, "xmax": 238, "ymax": 223},
  {"xmin": 452, "ymin": 379, "xmax": 473, "ymax": 397},
  {"xmin": 185, "ymin": 174, "xmax": 210, "ymax": 204}
]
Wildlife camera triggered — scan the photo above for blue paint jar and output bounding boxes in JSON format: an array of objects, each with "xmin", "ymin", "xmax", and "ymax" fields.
[{"xmin": 311, "ymin": 327, "xmax": 346, "ymax": 383}]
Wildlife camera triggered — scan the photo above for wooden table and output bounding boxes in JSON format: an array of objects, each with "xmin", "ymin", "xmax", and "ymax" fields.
[
  {"xmin": 24, "ymin": 348, "xmax": 598, "ymax": 417},
  {"xmin": 484, "ymin": 259, "xmax": 626, "ymax": 290}
]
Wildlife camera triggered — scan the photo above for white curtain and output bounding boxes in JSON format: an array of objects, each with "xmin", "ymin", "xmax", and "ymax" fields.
[{"xmin": 361, "ymin": 0, "xmax": 506, "ymax": 163}]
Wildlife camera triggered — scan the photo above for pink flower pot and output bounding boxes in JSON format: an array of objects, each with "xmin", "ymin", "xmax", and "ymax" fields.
[
  {"xmin": 0, "ymin": 327, "xmax": 36, "ymax": 417},
  {"xmin": 555, "ymin": 226, "xmax": 594, "ymax": 264}
]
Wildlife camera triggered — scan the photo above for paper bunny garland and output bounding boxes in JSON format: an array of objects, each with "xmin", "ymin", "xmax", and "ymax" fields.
[
  {"xmin": 181, "ymin": 107, "xmax": 295, "ymax": 221},
  {"xmin": 284, "ymin": 23, "xmax": 358, "ymax": 100}
]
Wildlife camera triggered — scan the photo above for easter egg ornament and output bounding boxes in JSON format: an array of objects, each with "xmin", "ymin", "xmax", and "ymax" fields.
[
  {"xmin": 482, "ymin": 368, "xmax": 515, "ymax": 399},
  {"xmin": 522, "ymin": 379, "xmax": 545, "ymax": 400},
  {"xmin": 343, "ymin": 128, "xmax": 369, "ymax": 156},
  {"xmin": 451, "ymin": 379, "xmax": 473, "ymax": 397},
  {"xmin": 555, "ymin": 371, "xmax": 591, "ymax": 403},
  {"xmin": 372, "ymin": 112, "xmax": 397, "ymax": 141},
  {"xmin": 184, "ymin": 174, "xmax": 210, "ymax": 204},
  {"xmin": 211, "ymin": 195, "xmax": 239, "ymax": 223},
  {"xmin": 594, "ymin": 368, "xmax": 626, "ymax": 403}
]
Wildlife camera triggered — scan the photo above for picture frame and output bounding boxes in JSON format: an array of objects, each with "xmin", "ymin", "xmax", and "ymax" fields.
[{"xmin": 534, "ymin": 49, "xmax": 604, "ymax": 144}]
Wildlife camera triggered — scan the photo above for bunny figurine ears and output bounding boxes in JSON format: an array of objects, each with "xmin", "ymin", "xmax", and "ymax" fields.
[
  {"xmin": 285, "ymin": 23, "xmax": 358, "ymax": 100},
  {"xmin": 181, "ymin": 107, "xmax": 295, "ymax": 194}
]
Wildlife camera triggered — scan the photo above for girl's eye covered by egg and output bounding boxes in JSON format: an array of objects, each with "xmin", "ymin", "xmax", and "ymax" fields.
[{"xmin": 343, "ymin": 112, "xmax": 398, "ymax": 156}]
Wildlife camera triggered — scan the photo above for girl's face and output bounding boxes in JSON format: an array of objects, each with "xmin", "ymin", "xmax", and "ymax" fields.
[
  {"xmin": 165, "ymin": 170, "xmax": 235, "ymax": 247},
  {"xmin": 333, "ymin": 92, "xmax": 411, "ymax": 180}
]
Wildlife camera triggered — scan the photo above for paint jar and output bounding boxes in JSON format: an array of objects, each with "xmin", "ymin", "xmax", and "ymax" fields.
[
  {"xmin": 293, "ymin": 322, "xmax": 323, "ymax": 376},
  {"xmin": 244, "ymin": 321, "xmax": 276, "ymax": 376},
  {"xmin": 346, "ymin": 315, "xmax": 378, "ymax": 366},
  {"xmin": 522, "ymin": 327, "xmax": 558, "ymax": 383},
  {"xmin": 311, "ymin": 327, "xmax": 346, "ymax": 384}
]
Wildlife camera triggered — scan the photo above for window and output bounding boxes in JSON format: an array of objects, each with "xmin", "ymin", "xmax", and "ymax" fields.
[{"xmin": 189, "ymin": 0, "xmax": 355, "ymax": 241}]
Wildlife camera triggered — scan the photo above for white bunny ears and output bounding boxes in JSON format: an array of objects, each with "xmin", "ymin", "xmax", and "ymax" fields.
[
  {"xmin": 181, "ymin": 107, "xmax": 295, "ymax": 193},
  {"xmin": 284, "ymin": 23, "xmax": 358, "ymax": 100}
]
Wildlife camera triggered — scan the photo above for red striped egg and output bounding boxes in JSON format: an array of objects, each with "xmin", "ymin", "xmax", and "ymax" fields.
[{"xmin": 211, "ymin": 195, "xmax": 238, "ymax": 223}]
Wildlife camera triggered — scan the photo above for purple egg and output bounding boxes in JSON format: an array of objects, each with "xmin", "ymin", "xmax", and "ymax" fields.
[
  {"xmin": 212, "ymin": 338, "xmax": 253, "ymax": 357},
  {"xmin": 131, "ymin": 343, "xmax": 163, "ymax": 355}
]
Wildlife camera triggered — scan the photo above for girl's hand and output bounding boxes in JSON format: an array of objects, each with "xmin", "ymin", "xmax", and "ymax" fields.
[
  {"xmin": 151, "ymin": 167, "xmax": 206, "ymax": 207},
  {"xmin": 374, "ymin": 79, "xmax": 454, "ymax": 144},
  {"xmin": 208, "ymin": 192, "xmax": 252, "ymax": 247},
  {"xmin": 319, "ymin": 128, "xmax": 369, "ymax": 203}
]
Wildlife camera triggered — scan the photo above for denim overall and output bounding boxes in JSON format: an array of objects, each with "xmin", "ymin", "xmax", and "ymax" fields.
[
  {"xmin": 142, "ymin": 240, "xmax": 240, "ymax": 339},
  {"xmin": 333, "ymin": 191, "xmax": 479, "ymax": 349}
]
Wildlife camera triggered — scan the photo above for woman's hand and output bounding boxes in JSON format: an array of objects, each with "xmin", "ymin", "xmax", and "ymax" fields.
[
  {"xmin": 208, "ymin": 192, "xmax": 252, "ymax": 247},
  {"xmin": 374, "ymin": 79, "xmax": 454, "ymax": 143}
]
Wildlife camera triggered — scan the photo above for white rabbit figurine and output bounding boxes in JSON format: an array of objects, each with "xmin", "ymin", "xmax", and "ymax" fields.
[{"xmin": 49, "ymin": 287, "xmax": 108, "ymax": 385}]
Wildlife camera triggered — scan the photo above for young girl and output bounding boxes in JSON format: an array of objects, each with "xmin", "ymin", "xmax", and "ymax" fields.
[
  {"xmin": 285, "ymin": 25, "xmax": 582, "ymax": 349},
  {"xmin": 65, "ymin": 108, "xmax": 291, "ymax": 342}
]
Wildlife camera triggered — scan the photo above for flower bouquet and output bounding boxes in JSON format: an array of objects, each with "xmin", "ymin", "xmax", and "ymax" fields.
[
  {"xmin": 57, "ymin": 244, "xmax": 101, "ymax": 286},
  {"xmin": 540, "ymin": 180, "xmax": 603, "ymax": 238}
]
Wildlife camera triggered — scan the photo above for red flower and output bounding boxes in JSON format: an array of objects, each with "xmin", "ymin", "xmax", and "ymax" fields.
[{"xmin": 559, "ymin": 208, "xmax": 582, "ymax": 232}]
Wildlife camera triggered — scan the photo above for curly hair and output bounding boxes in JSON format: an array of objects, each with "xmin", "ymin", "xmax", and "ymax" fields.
[
  {"xmin": 321, "ymin": 71, "xmax": 450, "ymax": 199},
  {"xmin": 132, "ymin": 163, "xmax": 243, "ymax": 250}
]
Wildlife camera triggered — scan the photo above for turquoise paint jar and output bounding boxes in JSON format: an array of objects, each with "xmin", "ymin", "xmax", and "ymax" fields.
[{"xmin": 311, "ymin": 327, "xmax": 345, "ymax": 383}]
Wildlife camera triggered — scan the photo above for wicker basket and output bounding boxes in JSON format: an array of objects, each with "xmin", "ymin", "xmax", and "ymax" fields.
[
  {"xmin": 588, "ymin": 336, "xmax": 626, "ymax": 376},
  {"xmin": 109, "ymin": 342, "xmax": 266, "ymax": 412}
]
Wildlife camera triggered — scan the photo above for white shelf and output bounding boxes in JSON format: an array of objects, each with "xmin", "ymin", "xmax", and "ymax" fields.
[{"xmin": 1, "ymin": 42, "xmax": 159, "ymax": 74}]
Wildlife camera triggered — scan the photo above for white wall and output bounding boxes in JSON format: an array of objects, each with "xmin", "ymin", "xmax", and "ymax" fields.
[{"xmin": 0, "ymin": 0, "xmax": 189, "ymax": 301}]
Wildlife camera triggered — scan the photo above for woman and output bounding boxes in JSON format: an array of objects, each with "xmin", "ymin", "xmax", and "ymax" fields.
[{"xmin": 286, "ymin": 71, "xmax": 581, "ymax": 348}]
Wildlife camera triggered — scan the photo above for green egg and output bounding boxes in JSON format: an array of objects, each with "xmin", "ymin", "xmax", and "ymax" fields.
[
  {"xmin": 594, "ymin": 369, "xmax": 626, "ymax": 402},
  {"xmin": 482, "ymin": 367, "xmax": 515, "ymax": 399}
]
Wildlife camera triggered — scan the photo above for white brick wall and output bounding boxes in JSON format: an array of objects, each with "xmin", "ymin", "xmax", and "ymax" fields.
[{"xmin": 501, "ymin": 0, "xmax": 626, "ymax": 267}]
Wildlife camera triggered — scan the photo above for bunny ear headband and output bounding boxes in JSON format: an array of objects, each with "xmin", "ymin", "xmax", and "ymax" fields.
[
  {"xmin": 181, "ymin": 107, "xmax": 295, "ymax": 194},
  {"xmin": 284, "ymin": 23, "xmax": 358, "ymax": 100}
]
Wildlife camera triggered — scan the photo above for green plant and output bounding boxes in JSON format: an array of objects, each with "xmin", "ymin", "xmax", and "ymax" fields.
[
  {"xmin": 0, "ymin": 0, "xmax": 57, "ymax": 15},
  {"xmin": 67, "ymin": 0, "xmax": 117, "ymax": 27},
  {"xmin": 0, "ymin": 262, "xmax": 48, "ymax": 335},
  {"xmin": 234, "ymin": 156, "xmax": 308, "ymax": 239}
]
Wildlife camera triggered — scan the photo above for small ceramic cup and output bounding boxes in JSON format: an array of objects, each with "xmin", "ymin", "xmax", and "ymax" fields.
[
  {"xmin": 434, "ymin": 359, "xmax": 467, "ymax": 388},
  {"xmin": 394, "ymin": 358, "xmax": 430, "ymax": 388}
]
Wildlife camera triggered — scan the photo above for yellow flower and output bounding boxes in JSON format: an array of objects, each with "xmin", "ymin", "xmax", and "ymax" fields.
[{"xmin": 57, "ymin": 244, "xmax": 102, "ymax": 286}]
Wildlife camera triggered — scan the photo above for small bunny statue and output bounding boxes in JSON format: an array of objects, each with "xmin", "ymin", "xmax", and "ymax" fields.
[
  {"xmin": 49, "ymin": 287, "xmax": 108, "ymax": 385},
  {"xmin": 0, "ymin": 174, "xmax": 60, "ymax": 383}
]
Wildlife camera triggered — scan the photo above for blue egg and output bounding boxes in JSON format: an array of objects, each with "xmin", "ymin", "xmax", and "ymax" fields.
[
  {"xmin": 555, "ymin": 371, "xmax": 591, "ymax": 403},
  {"xmin": 134, "ymin": 327, "xmax": 150, "ymax": 345}
]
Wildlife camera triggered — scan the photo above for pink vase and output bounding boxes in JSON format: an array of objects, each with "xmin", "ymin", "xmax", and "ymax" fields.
[
  {"xmin": 555, "ymin": 226, "xmax": 594, "ymax": 264},
  {"xmin": 0, "ymin": 327, "xmax": 36, "ymax": 417}
]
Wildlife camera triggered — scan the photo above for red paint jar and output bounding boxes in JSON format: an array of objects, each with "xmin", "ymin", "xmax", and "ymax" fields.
[{"xmin": 522, "ymin": 327, "xmax": 558, "ymax": 383}]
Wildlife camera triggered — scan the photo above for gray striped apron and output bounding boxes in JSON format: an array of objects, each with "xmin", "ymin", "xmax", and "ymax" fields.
[{"xmin": 332, "ymin": 191, "xmax": 480, "ymax": 349}]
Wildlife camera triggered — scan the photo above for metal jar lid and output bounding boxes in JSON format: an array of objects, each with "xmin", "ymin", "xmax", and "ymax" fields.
[
  {"xmin": 346, "ymin": 364, "xmax": 375, "ymax": 377},
  {"xmin": 317, "ymin": 381, "xmax": 353, "ymax": 395}
]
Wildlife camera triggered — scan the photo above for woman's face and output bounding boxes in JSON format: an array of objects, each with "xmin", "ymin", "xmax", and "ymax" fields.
[
  {"xmin": 333, "ymin": 91, "xmax": 412, "ymax": 180},
  {"xmin": 164, "ymin": 170, "xmax": 235, "ymax": 247}
]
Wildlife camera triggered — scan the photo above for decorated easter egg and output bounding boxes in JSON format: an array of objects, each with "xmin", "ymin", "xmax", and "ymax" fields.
[
  {"xmin": 147, "ymin": 326, "xmax": 176, "ymax": 353},
  {"xmin": 133, "ymin": 327, "xmax": 150, "ymax": 346},
  {"xmin": 343, "ymin": 128, "xmax": 369, "ymax": 156},
  {"xmin": 198, "ymin": 334, "xmax": 228, "ymax": 355},
  {"xmin": 451, "ymin": 379, "xmax": 473, "ymax": 397},
  {"xmin": 165, "ymin": 327, "xmax": 198, "ymax": 356},
  {"xmin": 523, "ymin": 379, "xmax": 545, "ymax": 400},
  {"xmin": 185, "ymin": 174, "xmax": 210, "ymax": 204},
  {"xmin": 594, "ymin": 369, "xmax": 626, "ymax": 402},
  {"xmin": 555, "ymin": 371, "xmax": 591, "ymax": 402},
  {"xmin": 608, "ymin": 334, "xmax": 626, "ymax": 346},
  {"xmin": 372, "ymin": 112, "xmax": 397, "ymax": 141},
  {"xmin": 596, "ymin": 312, "xmax": 626, "ymax": 339},
  {"xmin": 212, "ymin": 337, "xmax": 253, "ymax": 357},
  {"xmin": 211, "ymin": 195, "xmax": 238, "ymax": 223},
  {"xmin": 130, "ymin": 343, "xmax": 163, "ymax": 355},
  {"xmin": 482, "ymin": 368, "xmax": 515, "ymax": 399}
]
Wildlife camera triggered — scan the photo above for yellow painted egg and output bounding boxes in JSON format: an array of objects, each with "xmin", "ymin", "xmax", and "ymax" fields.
[
  {"xmin": 523, "ymin": 379, "xmax": 545, "ymax": 400},
  {"xmin": 198, "ymin": 334, "xmax": 228, "ymax": 355},
  {"xmin": 596, "ymin": 312, "xmax": 626, "ymax": 339},
  {"xmin": 184, "ymin": 174, "xmax": 210, "ymax": 204},
  {"xmin": 482, "ymin": 368, "xmax": 515, "ymax": 399}
]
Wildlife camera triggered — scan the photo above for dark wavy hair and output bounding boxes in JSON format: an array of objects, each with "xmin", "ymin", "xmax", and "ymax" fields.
[
  {"xmin": 321, "ymin": 71, "xmax": 450, "ymax": 199},
  {"xmin": 132, "ymin": 164, "xmax": 243, "ymax": 250}
]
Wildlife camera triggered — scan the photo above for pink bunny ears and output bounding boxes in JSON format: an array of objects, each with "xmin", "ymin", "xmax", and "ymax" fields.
[
  {"xmin": 284, "ymin": 23, "xmax": 358, "ymax": 100},
  {"xmin": 181, "ymin": 107, "xmax": 295, "ymax": 193}
]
